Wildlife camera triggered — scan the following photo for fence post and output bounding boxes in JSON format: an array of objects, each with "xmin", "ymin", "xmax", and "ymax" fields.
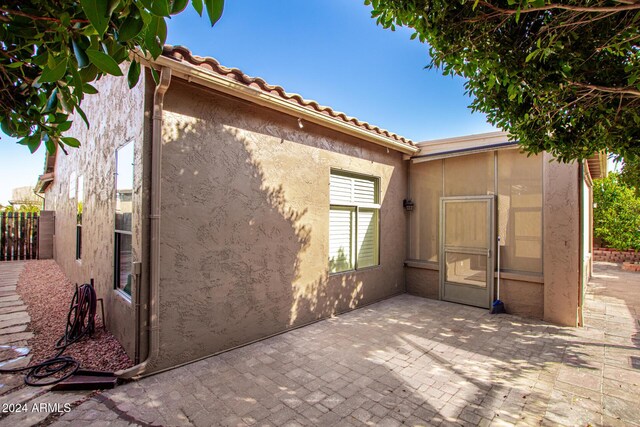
[
  {"xmin": 0, "ymin": 213, "xmax": 5, "ymax": 261},
  {"xmin": 25, "ymin": 213, "xmax": 30, "ymax": 260},
  {"xmin": 34, "ymin": 213, "xmax": 39, "ymax": 260},
  {"xmin": 8, "ymin": 212, "xmax": 15, "ymax": 260},
  {"xmin": 19, "ymin": 212, "xmax": 25, "ymax": 260},
  {"xmin": 0, "ymin": 211, "xmax": 42, "ymax": 261}
]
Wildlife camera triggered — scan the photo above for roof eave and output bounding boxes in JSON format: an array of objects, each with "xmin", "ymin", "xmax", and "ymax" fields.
[
  {"xmin": 585, "ymin": 152, "xmax": 607, "ymax": 180},
  {"xmin": 150, "ymin": 55, "xmax": 419, "ymax": 156},
  {"xmin": 412, "ymin": 131, "xmax": 517, "ymax": 162},
  {"xmin": 35, "ymin": 172, "xmax": 54, "ymax": 193}
]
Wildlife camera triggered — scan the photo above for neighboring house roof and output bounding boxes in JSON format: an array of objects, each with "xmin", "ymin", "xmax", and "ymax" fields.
[
  {"xmin": 157, "ymin": 45, "xmax": 417, "ymax": 154},
  {"xmin": 586, "ymin": 153, "xmax": 607, "ymax": 180},
  {"xmin": 9, "ymin": 186, "xmax": 40, "ymax": 206}
]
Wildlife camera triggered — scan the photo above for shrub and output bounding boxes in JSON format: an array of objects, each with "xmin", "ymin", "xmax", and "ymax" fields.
[{"xmin": 593, "ymin": 173, "xmax": 640, "ymax": 251}]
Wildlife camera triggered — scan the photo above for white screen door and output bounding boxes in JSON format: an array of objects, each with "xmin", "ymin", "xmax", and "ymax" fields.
[{"xmin": 440, "ymin": 196, "xmax": 495, "ymax": 308}]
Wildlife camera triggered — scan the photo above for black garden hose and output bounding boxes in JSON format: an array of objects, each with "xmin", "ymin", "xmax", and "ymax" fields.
[{"xmin": 0, "ymin": 282, "xmax": 98, "ymax": 386}]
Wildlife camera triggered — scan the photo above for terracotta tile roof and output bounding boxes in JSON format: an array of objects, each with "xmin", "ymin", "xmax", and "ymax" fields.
[{"xmin": 162, "ymin": 45, "xmax": 415, "ymax": 148}]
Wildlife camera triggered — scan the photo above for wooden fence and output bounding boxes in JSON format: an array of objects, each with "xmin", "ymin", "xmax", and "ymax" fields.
[{"xmin": 0, "ymin": 212, "xmax": 39, "ymax": 261}]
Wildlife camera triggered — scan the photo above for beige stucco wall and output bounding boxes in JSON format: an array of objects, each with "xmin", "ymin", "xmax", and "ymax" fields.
[
  {"xmin": 150, "ymin": 79, "xmax": 408, "ymax": 371},
  {"xmin": 543, "ymin": 154, "xmax": 581, "ymax": 326},
  {"xmin": 405, "ymin": 265, "xmax": 438, "ymax": 299},
  {"xmin": 43, "ymin": 69, "xmax": 148, "ymax": 357},
  {"xmin": 498, "ymin": 277, "xmax": 544, "ymax": 319},
  {"xmin": 406, "ymin": 149, "xmax": 582, "ymax": 325}
]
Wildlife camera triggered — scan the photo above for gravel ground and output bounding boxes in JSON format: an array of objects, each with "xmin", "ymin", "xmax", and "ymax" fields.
[{"xmin": 16, "ymin": 260, "xmax": 132, "ymax": 372}]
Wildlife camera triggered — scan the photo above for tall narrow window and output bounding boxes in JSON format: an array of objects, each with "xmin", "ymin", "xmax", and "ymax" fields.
[
  {"xmin": 69, "ymin": 171, "xmax": 76, "ymax": 200},
  {"xmin": 115, "ymin": 142, "xmax": 134, "ymax": 296},
  {"xmin": 76, "ymin": 176, "xmax": 83, "ymax": 260},
  {"xmin": 329, "ymin": 171, "xmax": 380, "ymax": 273}
]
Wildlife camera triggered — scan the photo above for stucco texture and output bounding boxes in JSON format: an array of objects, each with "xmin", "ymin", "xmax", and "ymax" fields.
[
  {"xmin": 405, "ymin": 266, "xmax": 438, "ymax": 299},
  {"xmin": 43, "ymin": 68, "xmax": 147, "ymax": 357},
  {"xmin": 152, "ymin": 79, "xmax": 407, "ymax": 371},
  {"xmin": 406, "ymin": 150, "xmax": 581, "ymax": 324},
  {"xmin": 498, "ymin": 279, "xmax": 544, "ymax": 319},
  {"xmin": 543, "ymin": 154, "xmax": 580, "ymax": 326}
]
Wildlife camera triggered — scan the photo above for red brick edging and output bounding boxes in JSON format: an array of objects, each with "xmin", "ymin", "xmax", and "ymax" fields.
[
  {"xmin": 622, "ymin": 262, "xmax": 640, "ymax": 272},
  {"xmin": 594, "ymin": 247, "xmax": 640, "ymax": 263}
]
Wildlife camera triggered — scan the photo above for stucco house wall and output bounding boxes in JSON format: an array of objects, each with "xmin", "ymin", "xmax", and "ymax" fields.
[
  {"xmin": 41, "ymin": 69, "xmax": 149, "ymax": 358},
  {"xmin": 149, "ymin": 79, "xmax": 407, "ymax": 371},
  {"xmin": 38, "ymin": 48, "xmax": 599, "ymax": 375},
  {"xmin": 404, "ymin": 146, "xmax": 583, "ymax": 326}
]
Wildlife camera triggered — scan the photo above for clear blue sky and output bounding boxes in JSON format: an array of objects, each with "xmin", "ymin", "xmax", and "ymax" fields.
[{"xmin": 0, "ymin": 0, "xmax": 501, "ymax": 204}]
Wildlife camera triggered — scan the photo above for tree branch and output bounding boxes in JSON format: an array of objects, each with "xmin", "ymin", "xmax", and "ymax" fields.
[
  {"xmin": 0, "ymin": 7, "xmax": 88, "ymax": 24},
  {"xmin": 570, "ymin": 81, "xmax": 640, "ymax": 97},
  {"xmin": 478, "ymin": 1, "xmax": 640, "ymax": 15}
]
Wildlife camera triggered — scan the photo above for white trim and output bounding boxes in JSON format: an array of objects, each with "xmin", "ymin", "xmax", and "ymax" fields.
[{"xmin": 413, "ymin": 131, "xmax": 517, "ymax": 162}]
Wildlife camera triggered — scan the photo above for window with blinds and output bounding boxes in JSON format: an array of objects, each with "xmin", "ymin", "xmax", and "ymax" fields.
[{"xmin": 329, "ymin": 171, "xmax": 380, "ymax": 273}]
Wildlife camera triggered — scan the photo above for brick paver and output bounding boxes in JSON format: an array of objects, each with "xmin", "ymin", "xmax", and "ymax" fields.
[{"xmin": 45, "ymin": 262, "xmax": 639, "ymax": 426}]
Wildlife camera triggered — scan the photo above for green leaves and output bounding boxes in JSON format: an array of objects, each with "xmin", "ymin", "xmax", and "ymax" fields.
[
  {"xmin": 144, "ymin": 16, "xmax": 168, "ymax": 58},
  {"xmin": 2, "ymin": 0, "xmax": 226, "ymax": 156},
  {"xmin": 192, "ymin": 0, "xmax": 203, "ymax": 16},
  {"xmin": 72, "ymin": 39, "xmax": 90, "ymax": 68},
  {"xmin": 369, "ymin": 0, "xmax": 640, "ymax": 161},
  {"xmin": 171, "ymin": 0, "xmax": 189, "ymax": 15},
  {"xmin": 80, "ymin": 0, "xmax": 111, "ymax": 35},
  {"xmin": 594, "ymin": 173, "xmax": 640, "ymax": 250},
  {"xmin": 43, "ymin": 88, "xmax": 59, "ymax": 113},
  {"xmin": 118, "ymin": 16, "xmax": 145, "ymax": 42},
  {"xmin": 86, "ymin": 49, "xmax": 123, "ymax": 76},
  {"xmin": 18, "ymin": 135, "xmax": 42, "ymax": 154},
  {"xmin": 40, "ymin": 57, "xmax": 68, "ymax": 83},
  {"xmin": 128, "ymin": 61, "xmax": 141, "ymax": 89},
  {"xmin": 205, "ymin": 0, "xmax": 224, "ymax": 26},
  {"xmin": 61, "ymin": 137, "xmax": 81, "ymax": 148},
  {"xmin": 140, "ymin": 0, "xmax": 170, "ymax": 17}
]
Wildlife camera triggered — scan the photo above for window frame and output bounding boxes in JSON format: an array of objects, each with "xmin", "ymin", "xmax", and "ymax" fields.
[
  {"xmin": 114, "ymin": 230, "xmax": 133, "ymax": 296},
  {"xmin": 114, "ymin": 141, "xmax": 134, "ymax": 298},
  {"xmin": 329, "ymin": 169, "xmax": 381, "ymax": 274},
  {"xmin": 75, "ymin": 175, "xmax": 83, "ymax": 261}
]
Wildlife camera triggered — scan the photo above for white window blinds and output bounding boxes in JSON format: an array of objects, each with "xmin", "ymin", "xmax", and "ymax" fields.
[
  {"xmin": 329, "ymin": 207, "xmax": 354, "ymax": 272},
  {"xmin": 330, "ymin": 173, "xmax": 378, "ymax": 205},
  {"xmin": 329, "ymin": 171, "xmax": 380, "ymax": 273}
]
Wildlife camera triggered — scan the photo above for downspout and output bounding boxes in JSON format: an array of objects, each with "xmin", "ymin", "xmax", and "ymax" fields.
[
  {"xmin": 33, "ymin": 190, "xmax": 45, "ymax": 210},
  {"xmin": 116, "ymin": 66, "xmax": 172, "ymax": 379}
]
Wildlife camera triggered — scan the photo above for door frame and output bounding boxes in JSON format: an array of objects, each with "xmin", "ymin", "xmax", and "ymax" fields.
[{"xmin": 439, "ymin": 195, "xmax": 496, "ymax": 308}]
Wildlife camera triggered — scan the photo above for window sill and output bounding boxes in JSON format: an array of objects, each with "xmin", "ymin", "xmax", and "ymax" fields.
[
  {"xmin": 114, "ymin": 288, "xmax": 132, "ymax": 304},
  {"xmin": 329, "ymin": 265, "xmax": 381, "ymax": 276},
  {"xmin": 404, "ymin": 260, "xmax": 438, "ymax": 270}
]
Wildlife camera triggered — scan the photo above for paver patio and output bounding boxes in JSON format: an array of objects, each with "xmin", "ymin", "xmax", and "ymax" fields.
[{"xmin": 34, "ymin": 262, "xmax": 640, "ymax": 425}]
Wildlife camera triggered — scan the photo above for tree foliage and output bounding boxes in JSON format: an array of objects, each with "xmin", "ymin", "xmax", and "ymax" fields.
[
  {"xmin": 0, "ymin": 0, "xmax": 224, "ymax": 154},
  {"xmin": 618, "ymin": 155, "xmax": 640, "ymax": 195},
  {"xmin": 368, "ymin": 0, "xmax": 640, "ymax": 161},
  {"xmin": 593, "ymin": 173, "xmax": 640, "ymax": 250}
]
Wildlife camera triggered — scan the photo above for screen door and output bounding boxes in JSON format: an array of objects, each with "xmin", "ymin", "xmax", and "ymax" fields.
[{"xmin": 440, "ymin": 196, "xmax": 495, "ymax": 308}]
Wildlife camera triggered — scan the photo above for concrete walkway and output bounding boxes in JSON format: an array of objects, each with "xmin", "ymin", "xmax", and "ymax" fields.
[
  {"xmin": 0, "ymin": 261, "xmax": 33, "ymax": 394},
  {"xmin": 0, "ymin": 262, "xmax": 89, "ymax": 427},
  {"xmin": 33, "ymin": 263, "xmax": 640, "ymax": 426}
]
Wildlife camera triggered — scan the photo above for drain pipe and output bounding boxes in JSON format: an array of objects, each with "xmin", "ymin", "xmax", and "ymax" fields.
[{"xmin": 116, "ymin": 65, "xmax": 172, "ymax": 379}]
